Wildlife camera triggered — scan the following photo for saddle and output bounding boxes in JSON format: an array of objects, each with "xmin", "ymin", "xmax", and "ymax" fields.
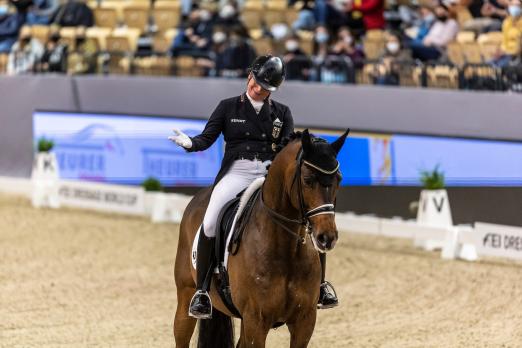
[{"xmin": 212, "ymin": 185, "xmax": 262, "ymax": 318}]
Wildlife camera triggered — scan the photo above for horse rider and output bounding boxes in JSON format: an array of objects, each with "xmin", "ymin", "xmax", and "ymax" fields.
[{"xmin": 169, "ymin": 55, "xmax": 339, "ymax": 319}]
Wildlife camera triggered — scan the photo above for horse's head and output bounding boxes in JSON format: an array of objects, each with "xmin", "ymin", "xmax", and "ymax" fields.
[{"xmin": 269, "ymin": 129, "xmax": 347, "ymax": 253}]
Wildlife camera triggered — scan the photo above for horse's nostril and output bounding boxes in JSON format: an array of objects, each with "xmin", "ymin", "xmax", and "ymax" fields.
[{"xmin": 317, "ymin": 234, "xmax": 327, "ymax": 245}]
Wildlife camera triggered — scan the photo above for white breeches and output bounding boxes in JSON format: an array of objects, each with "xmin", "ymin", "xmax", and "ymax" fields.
[{"xmin": 202, "ymin": 159, "xmax": 270, "ymax": 237}]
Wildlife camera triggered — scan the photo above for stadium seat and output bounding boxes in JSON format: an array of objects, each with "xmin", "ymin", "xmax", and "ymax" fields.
[
  {"xmin": 284, "ymin": 6, "xmax": 300, "ymax": 27},
  {"xmin": 174, "ymin": 56, "xmax": 203, "ymax": 77},
  {"xmin": 296, "ymin": 30, "xmax": 314, "ymax": 56},
  {"xmin": 152, "ymin": 1, "xmax": 181, "ymax": 33},
  {"xmin": 86, "ymin": 27, "xmax": 112, "ymax": 51},
  {"xmin": 264, "ymin": 1, "xmax": 286, "ymax": 27},
  {"xmin": 456, "ymin": 31, "xmax": 476, "ymax": 44},
  {"xmin": 0, "ymin": 53, "xmax": 8, "ymax": 74},
  {"xmin": 447, "ymin": 41, "xmax": 465, "ymax": 66},
  {"xmin": 31, "ymin": 25, "xmax": 50, "ymax": 44},
  {"xmin": 363, "ymin": 30, "xmax": 386, "ymax": 60},
  {"xmin": 241, "ymin": 1, "xmax": 264, "ymax": 30},
  {"xmin": 427, "ymin": 65, "xmax": 459, "ymax": 89},
  {"xmin": 462, "ymin": 42, "xmax": 483, "ymax": 64},
  {"xmin": 477, "ymin": 32, "xmax": 502, "ymax": 62},
  {"xmin": 60, "ymin": 27, "xmax": 78, "ymax": 50},
  {"xmin": 94, "ymin": 7, "xmax": 119, "ymax": 29},
  {"xmin": 251, "ymin": 37, "xmax": 274, "ymax": 55},
  {"xmin": 123, "ymin": 3, "xmax": 149, "ymax": 33}
]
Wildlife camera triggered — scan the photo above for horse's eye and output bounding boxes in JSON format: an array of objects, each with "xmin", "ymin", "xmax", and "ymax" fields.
[{"xmin": 303, "ymin": 176, "xmax": 315, "ymax": 187}]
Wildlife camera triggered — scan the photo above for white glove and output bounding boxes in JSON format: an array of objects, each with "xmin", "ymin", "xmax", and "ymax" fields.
[{"xmin": 168, "ymin": 128, "xmax": 193, "ymax": 149}]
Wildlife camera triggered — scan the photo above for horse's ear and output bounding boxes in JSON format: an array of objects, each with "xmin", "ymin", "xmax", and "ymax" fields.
[
  {"xmin": 302, "ymin": 129, "xmax": 313, "ymax": 154},
  {"xmin": 331, "ymin": 128, "xmax": 350, "ymax": 155}
]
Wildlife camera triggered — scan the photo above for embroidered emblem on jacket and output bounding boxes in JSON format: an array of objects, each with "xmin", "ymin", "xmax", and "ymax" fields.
[{"xmin": 231, "ymin": 118, "xmax": 246, "ymax": 123}]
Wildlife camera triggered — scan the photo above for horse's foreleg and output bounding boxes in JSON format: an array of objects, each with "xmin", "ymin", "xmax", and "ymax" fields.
[
  {"xmin": 239, "ymin": 316, "xmax": 270, "ymax": 348},
  {"xmin": 287, "ymin": 309, "xmax": 317, "ymax": 348},
  {"xmin": 173, "ymin": 286, "xmax": 197, "ymax": 348}
]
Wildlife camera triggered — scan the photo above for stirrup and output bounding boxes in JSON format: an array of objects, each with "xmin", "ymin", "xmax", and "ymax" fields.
[
  {"xmin": 317, "ymin": 281, "xmax": 339, "ymax": 310},
  {"xmin": 188, "ymin": 290, "xmax": 213, "ymax": 319}
]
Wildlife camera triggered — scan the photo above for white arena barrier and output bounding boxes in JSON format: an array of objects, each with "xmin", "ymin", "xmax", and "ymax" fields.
[
  {"xmin": 335, "ymin": 212, "xmax": 380, "ymax": 235},
  {"xmin": 470, "ymin": 222, "xmax": 522, "ymax": 261},
  {"xmin": 58, "ymin": 180, "xmax": 145, "ymax": 215},
  {"xmin": 31, "ymin": 152, "xmax": 60, "ymax": 209}
]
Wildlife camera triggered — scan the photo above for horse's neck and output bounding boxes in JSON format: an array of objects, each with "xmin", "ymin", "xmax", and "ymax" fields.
[{"xmin": 258, "ymin": 163, "xmax": 305, "ymax": 257}]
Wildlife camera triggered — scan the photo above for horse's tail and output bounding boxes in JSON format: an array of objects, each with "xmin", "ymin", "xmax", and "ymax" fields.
[{"xmin": 197, "ymin": 309, "xmax": 234, "ymax": 348}]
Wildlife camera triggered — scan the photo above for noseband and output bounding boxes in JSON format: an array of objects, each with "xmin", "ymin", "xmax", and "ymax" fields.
[{"xmin": 260, "ymin": 148, "xmax": 338, "ymax": 244}]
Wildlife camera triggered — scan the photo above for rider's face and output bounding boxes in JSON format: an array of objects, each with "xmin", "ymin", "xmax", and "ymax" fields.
[{"xmin": 247, "ymin": 74, "xmax": 270, "ymax": 102}]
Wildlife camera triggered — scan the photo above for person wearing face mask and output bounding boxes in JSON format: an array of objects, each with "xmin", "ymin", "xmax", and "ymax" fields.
[
  {"xmin": 283, "ymin": 35, "xmax": 313, "ymax": 80},
  {"xmin": 409, "ymin": 2, "xmax": 459, "ymax": 61},
  {"xmin": 67, "ymin": 25, "xmax": 97, "ymax": 74},
  {"xmin": 492, "ymin": 0, "xmax": 522, "ymax": 65},
  {"xmin": 7, "ymin": 25, "xmax": 44, "ymax": 75},
  {"xmin": 172, "ymin": 5, "xmax": 214, "ymax": 57},
  {"xmin": 373, "ymin": 31, "xmax": 412, "ymax": 85},
  {"xmin": 40, "ymin": 28, "xmax": 68, "ymax": 72},
  {"xmin": 330, "ymin": 26, "xmax": 365, "ymax": 68},
  {"xmin": 314, "ymin": 25, "xmax": 331, "ymax": 61},
  {"xmin": 220, "ymin": 27, "xmax": 256, "ymax": 77}
]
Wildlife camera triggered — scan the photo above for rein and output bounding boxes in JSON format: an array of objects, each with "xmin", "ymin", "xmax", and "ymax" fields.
[{"xmin": 260, "ymin": 148, "xmax": 337, "ymax": 244}]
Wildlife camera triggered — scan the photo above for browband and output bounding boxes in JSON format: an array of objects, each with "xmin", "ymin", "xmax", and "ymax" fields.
[{"xmin": 303, "ymin": 160, "xmax": 340, "ymax": 175}]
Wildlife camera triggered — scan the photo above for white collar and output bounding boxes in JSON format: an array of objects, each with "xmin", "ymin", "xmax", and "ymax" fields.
[{"xmin": 245, "ymin": 91, "xmax": 265, "ymax": 114}]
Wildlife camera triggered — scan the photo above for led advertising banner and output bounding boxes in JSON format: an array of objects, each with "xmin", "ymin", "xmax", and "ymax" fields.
[
  {"xmin": 34, "ymin": 111, "xmax": 522, "ymax": 187},
  {"xmin": 33, "ymin": 111, "xmax": 224, "ymax": 186},
  {"xmin": 311, "ymin": 130, "xmax": 522, "ymax": 186}
]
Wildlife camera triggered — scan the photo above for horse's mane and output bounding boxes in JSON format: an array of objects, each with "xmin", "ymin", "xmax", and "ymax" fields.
[{"xmin": 275, "ymin": 131, "xmax": 328, "ymax": 153}]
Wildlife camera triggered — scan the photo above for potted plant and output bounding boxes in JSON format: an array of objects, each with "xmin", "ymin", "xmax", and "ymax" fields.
[
  {"xmin": 142, "ymin": 177, "xmax": 164, "ymax": 216},
  {"xmin": 31, "ymin": 137, "xmax": 60, "ymax": 208}
]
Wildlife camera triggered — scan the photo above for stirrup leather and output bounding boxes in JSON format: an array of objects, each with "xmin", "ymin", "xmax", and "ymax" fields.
[{"xmin": 188, "ymin": 290, "xmax": 213, "ymax": 319}]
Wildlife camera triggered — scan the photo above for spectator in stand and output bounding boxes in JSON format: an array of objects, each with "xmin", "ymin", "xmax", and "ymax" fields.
[
  {"xmin": 493, "ymin": 0, "xmax": 522, "ymax": 65},
  {"xmin": 198, "ymin": 28, "xmax": 229, "ymax": 76},
  {"xmin": 67, "ymin": 25, "xmax": 97, "ymax": 74},
  {"xmin": 314, "ymin": 0, "xmax": 348, "ymax": 32},
  {"xmin": 372, "ymin": 31, "xmax": 412, "ymax": 85},
  {"xmin": 50, "ymin": 0, "xmax": 93, "ymax": 27},
  {"xmin": 330, "ymin": 26, "xmax": 365, "ymax": 67},
  {"xmin": 283, "ymin": 34, "xmax": 313, "ymax": 80},
  {"xmin": 313, "ymin": 25, "xmax": 331, "ymax": 61},
  {"xmin": 292, "ymin": 0, "xmax": 316, "ymax": 31},
  {"xmin": 7, "ymin": 25, "xmax": 44, "ymax": 74},
  {"xmin": 0, "ymin": 0, "xmax": 31, "ymax": 53},
  {"xmin": 26, "ymin": 0, "xmax": 59, "ymax": 25},
  {"xmin": 220, "ymin": 27, "xmax": 256, "ymax": 77},
  {"xmin": 405, "ymin": 4, "xmax": 437, "ymax": 43},
  {"xmin": 343, "ymin": 0, "xmax": 385, "ymax": 31},
  {"xmin": 40, "ymin": 27, "xmax": 67, "ymax": 72},
  {"xmin": 215, "ymin": 1, "xmax": 243, "ymax": 28},
  {"xmin": 461, "ymin": 0, "xmax": 507, "ymax": 32},
  {"xmin": 172, "ymin": 6, "xmax": 214, "ymax": 57},
  {"xmin": 410, "ymin": 2, "xmax": 459, "ymax": 61}
]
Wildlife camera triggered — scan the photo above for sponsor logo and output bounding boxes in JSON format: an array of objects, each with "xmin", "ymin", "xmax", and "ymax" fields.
[{"xmin": 231, "ymin": 118, "xmax": 246, "ymax": 123}]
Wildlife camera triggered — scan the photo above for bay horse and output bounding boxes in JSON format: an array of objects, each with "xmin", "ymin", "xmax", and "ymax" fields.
[{"xmin": 174, "ymin": 129, "xmax": 349, "ymax": 348}]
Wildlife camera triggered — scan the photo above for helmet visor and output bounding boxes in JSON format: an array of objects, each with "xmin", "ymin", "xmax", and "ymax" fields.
[{"xmin": 252, "ymin": 73, "xmax": 278, "ymax": 92}]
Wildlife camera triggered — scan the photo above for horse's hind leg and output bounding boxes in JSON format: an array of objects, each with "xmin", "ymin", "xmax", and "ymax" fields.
[
  {"xmin": 174, "ymin": 286, "xmax": 197, "ymax": 348},
  {"xmin": 287, "ymin": 309, "xmax": 317, "ymax": 348}
]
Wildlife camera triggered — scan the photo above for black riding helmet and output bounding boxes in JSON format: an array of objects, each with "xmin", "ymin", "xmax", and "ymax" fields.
[{"xmin": 250, "ymin": 55, "xmax": 286, "ymax": 92}]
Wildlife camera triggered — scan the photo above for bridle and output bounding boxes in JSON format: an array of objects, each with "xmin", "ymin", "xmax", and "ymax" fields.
[{"xmin": 260, "ymin": 148, "xmax": 338, "ymax": 244}]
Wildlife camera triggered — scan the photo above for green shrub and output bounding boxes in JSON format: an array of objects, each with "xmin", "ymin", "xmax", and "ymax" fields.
[
  {"xmin": 37, "ymin": 137, "xmax": 54, "ymax": 152},
  {"xmin": 420, "ymin": 165, "xmax": 445, "ymax": 190},
  {"xmin": 142, "ymin": 177, "xmax": 163, "ymax": 192}
]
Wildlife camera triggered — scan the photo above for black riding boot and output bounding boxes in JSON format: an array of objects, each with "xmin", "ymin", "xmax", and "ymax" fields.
[
  {"xmin": 318, "ymin": 253, "xmax": 339, "ymax": 309},
  {"xmin": 188, "ymin": 228, "xmax": 215, "ymax": 319}
]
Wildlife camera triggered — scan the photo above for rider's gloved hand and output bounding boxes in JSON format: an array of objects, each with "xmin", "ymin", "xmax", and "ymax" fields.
[{"xmin": 168, "ymin": 128, "xmax": 193, "ymax": 149}]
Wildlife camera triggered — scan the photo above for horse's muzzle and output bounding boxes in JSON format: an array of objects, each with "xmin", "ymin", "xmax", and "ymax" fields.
[{"xmin": 312, "ymin": 231, "xmax": 337, "ymax": 253}]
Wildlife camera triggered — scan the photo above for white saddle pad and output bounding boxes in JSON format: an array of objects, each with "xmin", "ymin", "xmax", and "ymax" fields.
[{"xmin": 191, "ymin": 177, "xmax": 265, "ymax": 270}]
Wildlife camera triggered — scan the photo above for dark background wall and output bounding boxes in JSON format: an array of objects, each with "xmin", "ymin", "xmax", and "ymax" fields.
[{"xmin": 1, "ymin": 75, "xmax": 521, "ymax": 225}]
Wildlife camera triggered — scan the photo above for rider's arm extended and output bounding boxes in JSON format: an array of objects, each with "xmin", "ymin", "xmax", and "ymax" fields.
[{"xmin": 187, "ymin": 100, "xmax": 226, "ymax": 152}]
